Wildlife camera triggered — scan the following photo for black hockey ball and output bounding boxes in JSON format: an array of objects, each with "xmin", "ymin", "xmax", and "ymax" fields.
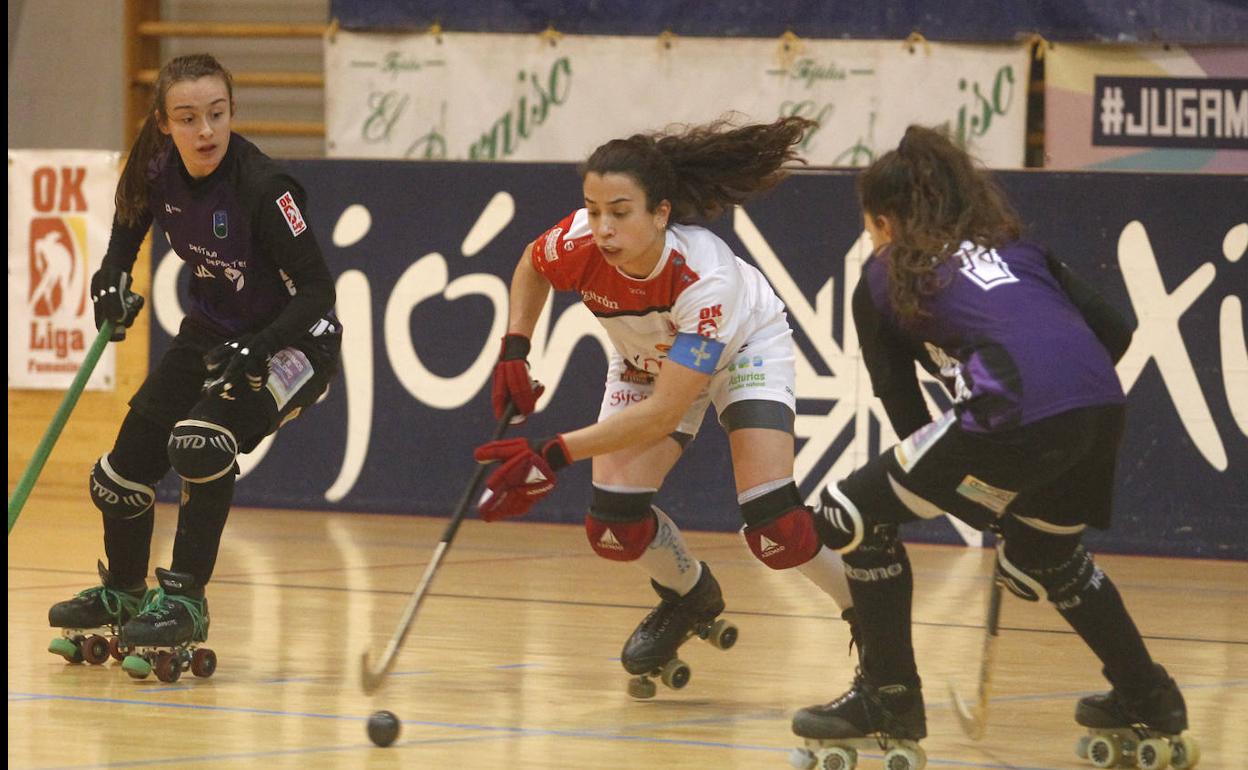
[{"xmin": 367, "ymin": 710, "xmax": 401, "ymax": 747}]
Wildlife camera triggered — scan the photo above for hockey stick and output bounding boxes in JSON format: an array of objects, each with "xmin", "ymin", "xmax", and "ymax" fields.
[
  {"xmin": 8, "ymin": 319, "xmax": 116, "ymax": 535},
  {"xmin": 360, "ymin": 402, "xmax": 517, "ymax": 695},
  {"xmin": 949, "ymin": 574, "xmax": 1003, "ymax": 740}
]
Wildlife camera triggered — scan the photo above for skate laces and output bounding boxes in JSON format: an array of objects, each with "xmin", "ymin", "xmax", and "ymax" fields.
[
  {"xmin": 76, "ymin": 585, "xmax": 143, "ymax": 619},
  {"xmin": 137, "ymin": 588, "xmax": 209, "ymax": 639}
]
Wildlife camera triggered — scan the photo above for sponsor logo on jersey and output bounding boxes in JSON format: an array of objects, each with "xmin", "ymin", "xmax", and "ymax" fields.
[
  {"xmin": 581, "ymin": 288, "xmax": 620, "ymax": 311},
  {"xmin": 213, "ymin": 210, "xmax": 228, "ymax": 239},
  {"xmin": 543, "ymin": 226, "xmax": 563, "ymax": 262},
  {"xmin": 276, "ymin": 191, "xmax": 307, "ymax": 237},
  {"xmin": 224, "ymin": 266, "xmax": 245, "ymax": 292},
  {"xmin": 193, "ymin": 264, "xmax": 215, "ymax": 279},
  {"xmin": 697, "ymin": 303, "xmax": 723, "ymax": 336},
  {"xmin": 619, "ymin": 362, "xmax": 656, "ymax": 385},
  {"xmin": 188, "ymin": 243, "xmax": 218, "ymax": 259}
]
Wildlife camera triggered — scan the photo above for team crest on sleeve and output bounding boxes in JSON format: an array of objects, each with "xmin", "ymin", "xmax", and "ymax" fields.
[
  {"xmin": 276, "ymin": 191, "xmax": 307, "ymax": 237},
  {"xmin": 543, "ymin": 227, "xmax": 564, "ymax": 262}
]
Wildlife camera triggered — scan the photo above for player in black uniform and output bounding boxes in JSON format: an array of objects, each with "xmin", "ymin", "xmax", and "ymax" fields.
[
  {"xmin": 46, "ymin": 54, "xmax": 341, "ymax": 683},
  {"xmin": 790, "ymin": 126, "xmax": 1196, "ymax": 770}
]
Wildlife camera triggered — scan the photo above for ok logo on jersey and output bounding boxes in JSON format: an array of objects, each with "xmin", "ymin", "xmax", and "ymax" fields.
[{"xmin": 697, "ymin": 304, "xmax": 723, "ymax": 337}]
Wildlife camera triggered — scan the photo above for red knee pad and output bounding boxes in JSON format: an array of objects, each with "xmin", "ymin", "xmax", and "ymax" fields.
[
  {"xmin": 743, "ymin": 507, "xmax": 821, "ymax": 570},
  {"xmin": 586, "ymin": 513, "xmax": 657, "ymax": 561}
]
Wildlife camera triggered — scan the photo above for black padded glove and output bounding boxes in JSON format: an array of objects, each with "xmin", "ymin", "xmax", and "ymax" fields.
[
  {"xmin": 203, "ymin": 335, "xmax": 274, "ymax": 398},
  {"xmin": 89, "ymin": 265, "xmax": 144, "ymax": 342}
]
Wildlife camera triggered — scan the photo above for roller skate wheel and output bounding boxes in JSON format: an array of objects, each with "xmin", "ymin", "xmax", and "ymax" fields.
[
  {"xmin": 1077, "ymin": 734, "xmax": 1093, "ymax": 759},
  {"xmin": 122, "ymin": 654, "xmax": 152, "ymax": 679},
  {"xmin": 1169, "ymin": 735, "xmax": 1199, "ymax": 769},
  {"xmin": 788, "ymin": 747, "xmax": 817, "ymax": 770},
  {"xmin": 82, "ymin": 635, "xmax": 111, "ymax": 665},
  {"xmin": 191, "ymin": 648, "xmax": 217, "ymax": 678},
  {"xmin": 884, "ymin": 745, "xmax": 924, "ymax": 770},
  {"xmin": 48, "ymin": 637, "xmax": 84, "ymax": 664},
  {"xmin": 627, "ymin": 676, "xmax": 656, "ymax": 699},
  {"xmin": 708, "ymin": 618, "xmax": 738, "ymax": 650},
  {"xmin": 659, "ymin": 658, "xmax": 691, "ymax": 690},
  {"xmin": 1087, "ymin": 734, "xmax": 1122, "ymax": 768},
  {"xmin": 108, "ymin": 636, "xmax": 130, "ymax": 662},
  {"xmin": 816, "ymin": 746, "xmax": 857, "ymax": 770},
  {"xmin": 154, "ymin": 651, "xmax": 182, "ymax": 683},
  {"xmin": 1136, "ymin": 738, "xmax": 1172, "ymax": 770}
]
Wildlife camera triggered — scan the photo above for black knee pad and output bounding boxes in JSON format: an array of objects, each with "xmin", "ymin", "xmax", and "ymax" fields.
[
  {"xmin": 167, "ymin": 419, "xmax": 238, "ymax": 483},
  {"xmin": 842, "ymin": 524, "xmax": 909, "ymax": 583},
  {"xmin": 997, "ymin": 522, "xmax": 1098, "ymax": 608},
  {"xmin": 89, "ymin": 455, "xmax": 156, "ymax": 520},
  {"xmin": 586, "ymin": 486, "xmax": 657, "ymax": 561}
]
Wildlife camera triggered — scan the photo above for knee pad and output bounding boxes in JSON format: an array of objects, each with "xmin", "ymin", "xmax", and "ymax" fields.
[
  {"xmin": 812, "ymin": 482, "xmax": 866, "ymax": 553},
  {"xmin": 167, "ymin": 419, "xmax": 238, "ymax": 483},
  {"xmin": 997, "ymin": 536, "xmax": 1099, "ymax": 609},
  {"xmin": 842, "ymin": 524, "xmax": 909, "ymax": 583},
  {"xmin": 739, "ymin": 481, "xmax": 821, "ymax": 570},
  {"xmin": 89, "ymin": 455, "xmax": 155, "ymax": 520},
  {"xmin": 586, "ymin": 486, "xmax": 657, "ymax": 561}
]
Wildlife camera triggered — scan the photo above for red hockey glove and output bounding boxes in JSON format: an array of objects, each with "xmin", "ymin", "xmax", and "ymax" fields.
[
  {"xmin": 473, "ymin": 435, "xmax": 570, "ymax": 522},
  {"xmin": 491, "ymin": 334, "xmax": 545, "ymax": 423}
]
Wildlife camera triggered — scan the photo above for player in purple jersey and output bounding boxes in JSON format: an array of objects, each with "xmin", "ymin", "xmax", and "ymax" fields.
[
  {"xmin": 46, "ymin": 54, "xmax": 341, "ymax": 683},
  {"xmin": 789, "ymin": 126, "xmax": 1195, "ymax": 769}
]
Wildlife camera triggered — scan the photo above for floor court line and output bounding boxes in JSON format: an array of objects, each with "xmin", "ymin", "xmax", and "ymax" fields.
[
  {"xmin": 12, "ymin": 692, "xmax": 1080, "ymax": 770},
  {"xmin": 15, "ymin": 568, "xmax": 1246, "ymax": 646}
]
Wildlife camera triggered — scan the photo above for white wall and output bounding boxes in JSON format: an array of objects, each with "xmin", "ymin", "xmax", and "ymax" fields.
[
  {"xmin": 7, "ymin": 0, "xmax": 327, "ymax": 157},
  {"xmin": 8, "ymin": 0, "xmax": 127, "ymax": 151}
]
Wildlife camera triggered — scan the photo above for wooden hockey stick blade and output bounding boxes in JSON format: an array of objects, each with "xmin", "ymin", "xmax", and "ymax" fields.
[
  {"xmin": 950, "ymin": 682, "xmax": 987, "ymax": 740},
  {"xmin": 951, "ymin": 577, "xmax": 1002, "ymax": 740},
  {"xmin": 358, "ymin": 404, "xmax": 516, "ymax": 695}
]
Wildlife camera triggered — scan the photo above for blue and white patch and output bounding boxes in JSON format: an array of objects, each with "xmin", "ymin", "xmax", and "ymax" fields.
[{"xmin": 667, "ymin": 332, "xmax": 725, "ymax": 374}]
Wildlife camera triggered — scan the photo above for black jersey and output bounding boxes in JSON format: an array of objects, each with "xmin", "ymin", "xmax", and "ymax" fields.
[{"xmin": 103, "ymin": 133, "xmax": 339, "ymax": 352}]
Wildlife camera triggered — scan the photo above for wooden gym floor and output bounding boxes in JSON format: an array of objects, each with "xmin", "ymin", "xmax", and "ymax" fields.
[{"xmin": 8, "ymin": 493, "xmax": 1247, "ymax": 769}]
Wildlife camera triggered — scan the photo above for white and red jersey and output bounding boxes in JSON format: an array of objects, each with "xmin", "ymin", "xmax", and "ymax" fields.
[{"xmin": 531, "ymin": 209, "xmax": 789, "ymax": 376}]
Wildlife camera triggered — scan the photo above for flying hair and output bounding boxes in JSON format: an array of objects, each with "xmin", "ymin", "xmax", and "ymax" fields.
[{"xmin": 581, "ymin": 115, "xmax": 817, "ymax": 224}]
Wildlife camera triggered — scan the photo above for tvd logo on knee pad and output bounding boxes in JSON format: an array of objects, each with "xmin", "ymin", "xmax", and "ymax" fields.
[{"xmin": 167, "ymin": 420, "xmax": 239, "ymax": 483}]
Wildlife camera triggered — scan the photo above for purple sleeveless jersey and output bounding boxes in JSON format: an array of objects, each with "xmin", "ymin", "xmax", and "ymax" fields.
[{"xmin": 865, "ymin": 240, "xmax": 1125, "ymax": 432}]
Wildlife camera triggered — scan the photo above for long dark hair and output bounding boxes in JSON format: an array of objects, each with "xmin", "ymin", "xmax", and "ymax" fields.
[
  {"xmin": 115, "ymin": 54, "xmax": 235, "ymax": 225},
  {"xmin": 580, "ymin": 115, "xmax": 815, "ymax": 224},
  {"xmin": 857, "ymin": 125, "xmax": 1021, "ymax": 324}
]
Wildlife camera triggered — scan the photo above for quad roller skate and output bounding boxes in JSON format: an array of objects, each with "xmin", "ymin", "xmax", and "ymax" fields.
[
  {"xmin": 620, "ymin": 562, "xmax": 738, "ymax": 699},
  {"xmin": 119, "ymin": 568, "xmax": 216, "ymax": 683},
  {"xmin": 789, "ymin": 674, "xmax": 927, "ymax": 770},
  {"xmin": 1075, "ymin": 666, "xmax": 1199, "ymax": 769},
  {"xmin": 48, "ymin": 560, "xmax": 146, "ymax": 665}
]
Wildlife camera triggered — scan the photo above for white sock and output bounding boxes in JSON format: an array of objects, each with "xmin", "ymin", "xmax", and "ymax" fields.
[
  {"xmin": 636, "ymin": 506, "xmax": 702, "ymax": 595},
  {"xmin": 797, "ymin": 546, "xmax": 853, "ymax": 611}
]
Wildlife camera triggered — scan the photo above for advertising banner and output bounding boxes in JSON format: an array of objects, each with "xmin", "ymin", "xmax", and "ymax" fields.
[
  {"xmin": 1046, "ymin": 44, "xmax": 1248, "ymax": 172},
  {"xmin": 146, "ymin": 162, "xmax": 1247, "ymax": 559},
  {"xmin": 326, "ymin": 31, "xmax": 1030, "ymax": 168},
  {"xmin": 7, "ymin": 150, "xmax": 120, "ymax": 390},
  {"xmin": 331, "ymin": 0, "xmax": 1248, "ymax": 44}
]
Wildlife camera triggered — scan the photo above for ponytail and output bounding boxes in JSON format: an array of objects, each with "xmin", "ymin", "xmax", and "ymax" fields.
[{"xmin": 858, "ymin": 125, "xmax": 1021, "ymax": 324}]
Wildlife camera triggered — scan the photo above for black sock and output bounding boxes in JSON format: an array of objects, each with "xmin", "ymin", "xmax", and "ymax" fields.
[
  {"xmin": 843, "ymin": 527, "xmax": 918, "ymax": 686},
  {"xmin": 1054, "ymin": 568, "xmax": 1158, "ymax": 693},
  {"xmin": 170, "ymin": 474, "xmax": 235, "ymax": 587},
  {"xmin": 103, "ymin": 509, "xmax": 155, "ymax": 587}
]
